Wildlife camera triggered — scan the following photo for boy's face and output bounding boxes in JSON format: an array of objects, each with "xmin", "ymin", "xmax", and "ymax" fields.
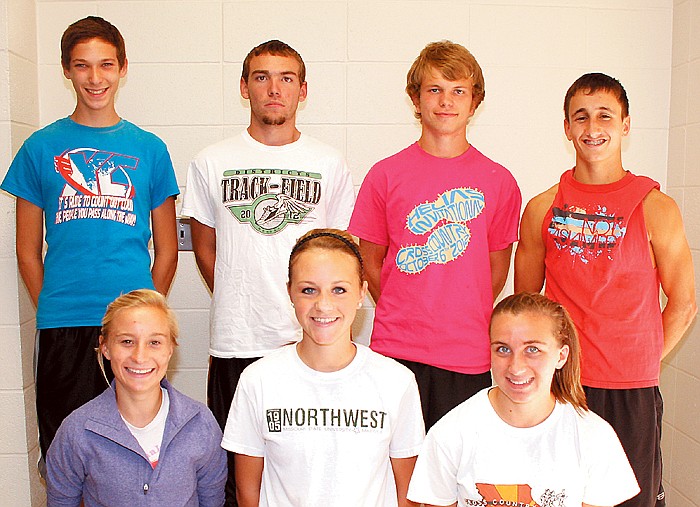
[
  {"xmin": 564, "ymin": 89, "xmax": 630, "ymax": 167},
  {"xmin": 240, "ymin": 54, "xmax": 307, "ymax": 128},
  {"xmin": 63, "ymin": 37, "xmax": 127, "ymax": 120},
  {"xmin": 412, "ymin": 66, "xmax": 477, "ymax": 138}
]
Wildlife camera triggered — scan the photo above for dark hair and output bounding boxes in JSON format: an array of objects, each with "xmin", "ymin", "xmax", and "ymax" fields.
[
  {"xmin": 288, "ymin": 229, "xmax": 363, "ymax": 283},
  {"xmin": 406, "ymin": 40, "xmax": 485, "ymax": 119},
  {"xmin": 564, "ymin": 72, "xmax": 629, "ymax": 120},
  {"xmin": 241, "ymin": 40, "xmax": 305, "ymax": 83},
  {"xmin": 61, "ymin": 16, "xmax": 126, "ymax": 70},
  {"xmin": 491, "ymin": 292, "xmax": 587, "ymax": 413}
]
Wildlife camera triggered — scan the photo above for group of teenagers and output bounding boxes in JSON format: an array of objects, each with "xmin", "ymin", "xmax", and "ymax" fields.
[{"xmin": 2, "ymin": 14, "xmax": 696, "ymax": 507}]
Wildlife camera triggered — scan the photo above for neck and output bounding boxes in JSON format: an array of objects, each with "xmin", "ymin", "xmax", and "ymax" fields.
[
  {"xmin": 417, "ymin": 132, "xmax": 470, "ymax": 159},
  {"xmin": 572, "ymin": 158, "xmax": 626, "ymax": 185},
  {"xmin": 115, "ymin": 384, "xmax": 163, "ymax": 428},
  {"xmin": 70, "ymin": 108, "xmax": 121, "ymax": 128},
  {"xmin": 247, "ymin": 122, "xmax": 301, "ymax": 147},
  {"xmin": 488, "ymin": 387, "xmax": 555, "ymax": 428},
  {"xmin": 296, "ymin": 340, "xmax": 356, "ymax": 373}
]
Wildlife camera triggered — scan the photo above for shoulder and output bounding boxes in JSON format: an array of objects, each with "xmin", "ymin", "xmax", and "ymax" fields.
[
  {"xmin": 523, "ymin": 184, "xmax": 558, "ymax": 219},
  {"xmin": 166, "ymin": 382, "xmax": 221, "ymax": 431},
  {"xmin": 362, "ymin": 345, "xmax": 416, "ymax": 381},
  {"xmin": 120, "ymin": 120, "xmax": 168, "ymax": 147},
  {"xmin": 192, "ymin": 133, "xmax": 245, "ymax": 162},
  {"xmin": 568, "ymin": 405, "xmax": 619, "ymax": 441},
  {"xmin": 298, "ymin": 134, "xmax": 344, "ymax": 159},
  {"xmin": 57, "ymin": 388, "xmax": 114, "ymax": 434},
  {"xmin": 642, "ymin": 187, "xmax": 678, "ymax": 214}
]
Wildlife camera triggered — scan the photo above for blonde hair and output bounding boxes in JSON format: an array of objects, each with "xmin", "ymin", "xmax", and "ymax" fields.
[
  {"xmin": 406, "ymin": 40, "xmax": 485, "ymax": 119},
  {"xmin": 98, "ymin": 289, "xmax": 178, "ymax": 384},
  {"xmin": 491, "ymin": 292, "xmax": 587, "ymax": 413}
]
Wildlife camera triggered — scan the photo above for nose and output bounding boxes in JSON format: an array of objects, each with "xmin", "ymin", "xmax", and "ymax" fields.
[
  {"xmin": 131, "ymin": 342, "xmax": 147, "ymax": 363},
  {"xmin": 315, "ymin": 293, "xmax": 333, "ymax": 311},
  {"xmin": 586, "ymin": 118, "xmax": 604, "ymax": 137},
  {"xmin": 439, "ymin": 91, "xmax": 452, "ymax": 107},
  {"xmin": 88, "ymin": 66, "xmax": 100, "ymax": 83},
  {"xmin": 268, "ymin": 78, "xmax": 281, "ymax": 96},
  {"xmin": 508, "ymin": 353, "xmax": 526, "ymax": 375}
]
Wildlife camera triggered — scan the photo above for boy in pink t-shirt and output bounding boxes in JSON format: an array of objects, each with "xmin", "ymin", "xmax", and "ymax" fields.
[{"xmin": 349, "ymin": 41, "xmax": 521, "ymax": 429}]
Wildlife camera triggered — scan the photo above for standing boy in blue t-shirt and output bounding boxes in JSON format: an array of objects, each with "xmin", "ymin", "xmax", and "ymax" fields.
[{"xmin": 0, "ymin": 16, "xmax": 179, "ymax": 464}]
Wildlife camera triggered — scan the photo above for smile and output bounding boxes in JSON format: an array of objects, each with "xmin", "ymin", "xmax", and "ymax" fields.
[
  {"xmin": 584, "ymin": 138, "xmax": 606, "ymax": 146},
  {"xmin": 86, "ymin": 88, "xmax": 108, "ymax": 96},
  {"xmin": 312, "ymin": 317, "xmax": 339, "ymax": 324},
  {"xmin": 508, "ymin": 377, "xmax": 533, "ymax": 386},
  {"xmin": 126, "ymin": 367, "xmax": 154, "ymax": 374}
]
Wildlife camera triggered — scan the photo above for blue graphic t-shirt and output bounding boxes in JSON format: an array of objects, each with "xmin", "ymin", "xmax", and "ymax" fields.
[{"xmin": 1, "ymin": 117, "xmax": 179, "ymax": 328}]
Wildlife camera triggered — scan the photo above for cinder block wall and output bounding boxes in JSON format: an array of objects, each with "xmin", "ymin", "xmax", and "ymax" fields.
[
  {"xmin": 660, "ymin": 1, "xmax": 700, "ymax": 505},
  {"xmin": 2, "ymin": 1, "xmax": 697, "ymax": 505}
]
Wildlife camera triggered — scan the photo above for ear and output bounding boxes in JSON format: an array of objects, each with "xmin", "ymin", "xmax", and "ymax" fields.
[
  {"xmin": 564, "ymin": 118, "xmax": 572, "ymax": 141},
  {"xmin": 622, "ymin": 115, "xmax": 630, "ymax": 137},
  {"xmin": 119, "ymin": 57, "xmax": 128, "ymax": 78},
  {"xmin": 411, "ymin": 94, "xmax": 421, "ymax": 117},
  {"xmin": 99, "ymin": 335, "xmax": 111, "ymax": 361},
  {"xmin": 359, "ymin": 280, "xmax": 368, "ymax": 306},
  {"xmin": 556, "ymin": 344, "xmax": 570, "ymax": 370},
  {"xmin": 240, "ymin": 77, "xmax": 250, "ymax": 100},
  {"xmin": 298, "ymin": 81, "xmax": 308, "ymax": 103}
]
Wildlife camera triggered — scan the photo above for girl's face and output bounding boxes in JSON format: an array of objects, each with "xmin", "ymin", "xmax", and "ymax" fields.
[
  {"xmin": 489, "ymin": 311, "xmax": 569, "ymax": 424},
  {"xmin": 288, "ymin": 248, "xmax": 367, "ymax": 350},
  {"xmin": 101, "ymin": 306, "xmax": 174, "ymax": 399}
]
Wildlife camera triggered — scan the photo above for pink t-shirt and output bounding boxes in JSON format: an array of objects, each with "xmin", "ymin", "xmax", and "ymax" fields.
[
  {"xmin": 349, "ymin": 143, "xmax": 521, "ymax": 374},
  {"xmin": 543, "ymin": 169, "xmax": 663, "ymax": 389}
]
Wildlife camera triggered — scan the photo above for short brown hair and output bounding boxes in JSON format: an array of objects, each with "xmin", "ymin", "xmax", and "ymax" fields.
[
  {"xmin": 491, "ymin": 292, "xmax": 587, "ymax": 413},
  {"xmin": 241, "ymin": 40, "xmax": 306, "ymax": 83},
  {"xmin": 564, "ymin": 72, "xmax": 629, "ymax": 120},
  {"xmin": 406, "ymin": 40, "xmax": 485, "ymax": 119},
  {"xmin": 61, "ymin": 16, "xmax": 126, "ymax": 70}
]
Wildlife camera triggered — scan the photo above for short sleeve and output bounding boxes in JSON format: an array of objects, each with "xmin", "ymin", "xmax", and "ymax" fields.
[
  {"xmin": 581, "ymin": 415, "xmax": 640, "ymax": 506},
  {"xmin": 407, "ymin": 419, "xmax": 461, "ymax": 506},
  {"xmin": 1, "ymin": 140, "xmax": 45, "ymax": 208},
  {"xmin": 181, "ymin": 158, "xmax": 217, "ymax": 228},
  {"xmin": 220, "ymin": 369, "xmax": 265, "ymax": 457},
  {"xmin": 389, "ymin": 373, "xmax": 425, "ymax": 458},
  {"xmin": 149, "ymin": 144, "xmax": 180, "ymax": 210},
  {"xmin": 488, "ymin": 169, "xmax": 521, "ymax": 251},
  {"xmin": 324, "ymin": 157, "xmax": 355, "ymax": 230},
  {"xmin": 348, "ymin": 164, "xmax": 389, "ymax": 246}
]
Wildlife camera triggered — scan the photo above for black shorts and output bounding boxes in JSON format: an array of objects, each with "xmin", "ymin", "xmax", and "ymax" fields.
[
  {"xmin": 585, "ymin": 386, "xmax": 664, "ymax": 507},
  {"xmin": 36, "ymin": 327, "xmax": 113, "ymax": 459},
  {"xmin": 395, "ymin": 358, "xmax": 491, "ymax": 430},
  {"xmin": 208, "ymin": 355, "xmax": 262, "ymax": 507}
]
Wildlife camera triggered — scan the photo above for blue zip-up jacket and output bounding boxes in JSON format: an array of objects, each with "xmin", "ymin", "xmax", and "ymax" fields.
[{"xmin": 46, "ymin": 379, "xmax": 226, "ymax": 506}]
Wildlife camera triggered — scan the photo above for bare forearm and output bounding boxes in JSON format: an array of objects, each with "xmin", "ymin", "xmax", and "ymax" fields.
[
  {"xmin": 17, "ymin": 256, "xmax": 43, "ymax": 307},
  {"xmin": 151, "ymin": 250, "xmax": 178, "ymax": 294},
  {"xmin": 190, "ymin": 219, "xmax": 216, "ymax": 292},
  {"xmin": 661, "ymin": 298, "xmax": 697, "ymax": 359}
]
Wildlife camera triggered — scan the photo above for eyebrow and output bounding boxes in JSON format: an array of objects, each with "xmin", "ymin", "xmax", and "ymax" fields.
[
  {"xmin": 250, "ymin": 69, "xmax": 298, "ymax": 77},
  {"xmin": 572, "ymin": 106, "xmax": 614, "ymax": 116}
]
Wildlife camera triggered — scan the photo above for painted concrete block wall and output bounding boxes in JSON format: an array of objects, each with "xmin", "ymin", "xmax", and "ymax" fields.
[
  {"xmin": 0, "ymin": 0, "xmax": 45, "ymax": 505},
  {"xmin": 660, "ymin": 1, "xmax": 700, "ymax": 505},
  {"xmin": 1, "ymin": 0, "xmax": 696, "ymax": 504}
]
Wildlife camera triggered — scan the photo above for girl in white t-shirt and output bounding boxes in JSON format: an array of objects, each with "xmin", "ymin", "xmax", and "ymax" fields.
[
  {"xmin": 407, "ymin": 292, "xmax": 640, "ymax": 507},
  {"xmin": 223, "ymin": 229, "xmax": 425, "ymax": 507}
]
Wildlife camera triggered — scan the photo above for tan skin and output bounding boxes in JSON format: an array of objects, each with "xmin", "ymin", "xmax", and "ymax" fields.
[
  {"xmin": 235, "ymin": 247, "xmax": 418, "ymax": 507},
  {"xmin": 191, "ymin": 53, "xmax": 307, "ymax": 291},
  {"xmin": 16, "ymin": 40, "xmax": 178, "ymax": 304},
  {"xmin": 361, "ymin": 68, "xmax": 513, "ymax": 304},
  {"xmin": 515, "ymin": 90, "xmax": 697, "ymax": 360}
]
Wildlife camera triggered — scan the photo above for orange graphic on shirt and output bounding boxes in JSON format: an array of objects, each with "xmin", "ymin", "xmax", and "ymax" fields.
[{"xmin": 475, "ymin": 483, "xmax": 540, "ymax": 506}]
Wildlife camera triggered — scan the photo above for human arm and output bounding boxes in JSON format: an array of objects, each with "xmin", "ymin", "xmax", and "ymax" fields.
[
  {"xmin": 150, "ymin": 196, "xmax": 178, "ymax": 294},
  {"xmin": 643, "ymin": 190, "xmax": 698, "ymax": 359},
  {"xmin": 489, "ymin": 245, "xmax": 513, "ymax": 300},
  {"xmin": 390, "ymin": 456, "xmax": 419, "ymax": 507},
  {"xmin": 15, "ymin": 197, "xmax": 44, "ymax": 307},
  {"xmin": 234, "ymin": 454, "xmax": 263, "ymax": 507},
  {"xmin": 190, "ymin": 218, "xmax": 216, "ymax": 292},
  {"xmin": 514, "ymin": 188, "xmax": 556, "ymax": 294},
  {"xmin": 358, "ymin": 238, "xmax": 388, "ymax": 304},
  {"xmin": 45, "ymin": 423, "xmax": 84, "ymax": 507},
  {"xmin": 196, "ymin": 415, "xmax": 228, "ymax": 507}
]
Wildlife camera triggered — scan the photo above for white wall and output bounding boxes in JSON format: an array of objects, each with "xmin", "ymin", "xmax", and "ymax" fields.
[
  {"xmin": 3, "ymin": 1, "xmax": 696, "ymax": 505},
  {"xmin": 660, "ymin": 1, "xmax": 700, "ymax": 505}
]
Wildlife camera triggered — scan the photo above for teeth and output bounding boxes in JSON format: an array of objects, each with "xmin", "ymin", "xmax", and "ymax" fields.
[
  {"xmin": 584, "ymin": 139, "xmax": 605, "ymax": 146},
  {"xmin": 86, "ymin": 88, "xmax": 107, "ymax": 95},
  {"xmin": 313, "ymin": 317, "xmax": 337, "ymax": 324},
  {"xmin": 126, "ymin": 367, "xmax": 153, "ymax": 374},
  {"xmin": 510, "ymin": 378, "xmax": 532, "ymax": 385}
]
